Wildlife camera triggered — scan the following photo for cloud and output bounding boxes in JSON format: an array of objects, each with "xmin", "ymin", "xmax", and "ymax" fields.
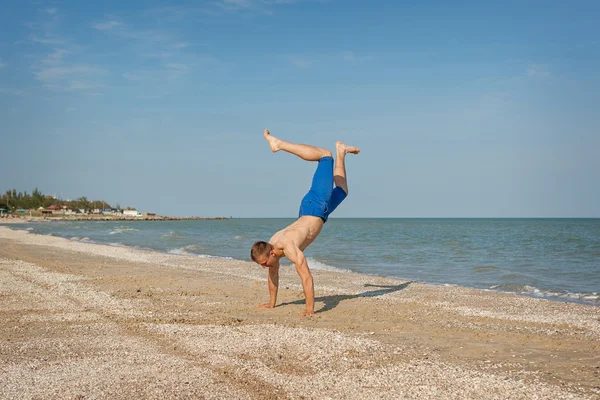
[
  {"xmin": 67, "ymin": 81, "xmax": 105, "ymax": 90},
  {"xmin": 94, "ymin": 19, "xmax": 172, "ymax": 44},
  {"xmin": 220, "ymin": 0, "xmax": 253, "ymax": 9},
  {"xmin": 29, "ymin": 34, "xmax": 65, "ymax": 45},
  {"xmin": 0, "ymin": 60, "xmax": 5, "ymax": 69},
  {"xmin": 166, "ymin": 63, "xmax": 190, "ymax": 80},
  {"xmin": 142, "ymin": 6, "xmax": 215, "ymax": 22},
  {"xmin": 123, "ymin": 71, "xmax": 149, "ymax": 81},
  {"xmin": 35, "ymin": 65, "xmax": 93, "ymax": 81},
  {"xmin": 43, "ymin": 49, "xmax": 69, "ymax": 65},
  {"xmin": 289, "ymin": 55, "xmax": 313, "ymax": 68},
  {"xmin": 94, "ymin": 20, "xmax": 122, "ymax": 31},
  {"xmin": 527, "ymin": 64, "xmax": 550, "ymax": 78},
  {"xmin": 35, "ymin": 65, "xmax": 107, "ymax": 91},
  {"xmin": 25, "ymin": 8, "xmax": 107, "ymax": 92}
]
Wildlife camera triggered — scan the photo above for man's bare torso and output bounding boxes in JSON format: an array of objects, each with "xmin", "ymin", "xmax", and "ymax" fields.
[{"xmin": 269, "ymin": 216, "xmax": 325, "ymax": 254}]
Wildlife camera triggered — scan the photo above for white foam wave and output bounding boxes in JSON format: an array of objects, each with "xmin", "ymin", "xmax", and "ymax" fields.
[
  {"xmin": 491, "ymin": 284, "xmax": 599, "ymax": 303},
  {"xmin": 109, "ymin": 227, "xmax": 139, "ymax": 235},
  {"xmin": 168, "ymin": 246, "xmax": 233, "ymax": 260},
  {"xmin": 161, "ymin": 231, "xmax": 185, "ymax": 239},
  {"xmin": 306, "ymin": 258, "xmax": 350, "ymax": 273},
  {"xmin": 70, "ymin": 236, "xmax": 91, "ymax": 243},
  {"xmin": 168, "ymin": 248, "xmax": 195, "ymax": 256}
]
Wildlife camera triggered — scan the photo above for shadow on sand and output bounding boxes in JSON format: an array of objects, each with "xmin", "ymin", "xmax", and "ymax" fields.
[{"xmin": 279, "ymin": 281, "xmax": 414, "ymax": 313}]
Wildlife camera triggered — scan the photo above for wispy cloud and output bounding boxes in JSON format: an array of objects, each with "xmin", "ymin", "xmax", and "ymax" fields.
[
  {"xmin": 93, "ymin": 20, "xmax": 122, "ymax": 31},
  {"xmin": 289, "ymin": 55, "xmax": 313, "ymax": 68},
  {"xmin": 27, "ymin": 9, "xmax": 65, "ymax": 45},
  {"xmin": 219, "ymin": 0, "xmax": 253, "ymax": 10},
  {"xmin": 94, "ymin": 18, "xmax": 173, "ymax": 45},
  {"xmin": 142, "ymin": 6, "xmax": 215, "ymax": 22},
  {"xmin": 166, "ymin": 63, "xmax": 190, "ymax": 80},
  {"xmin": 123, "ymin": 71, "xmax": 150, "ymax": 81},
  {"xmin": 527, "ymin": 64, "xmax": 550, "ymax": 78},
  {"xmin": 27, "ymin": 10, "xmax": 107, "ymax": 92},
  {"xmin": 340, "ymin": 51, "xmax": 371, "ymax": 64},
  {"xmin": 34, "ymin": 49, "xmax": 107, "ymax": 91},
  {"xmin": 35, "ymin": 65, "xmax": 104, "ymax": 82},
  {"xmin": 67, "ymin": 80, "xmax": 105, "ymax": 90},
  {"xmin": 29, "ymin": 34, "xmax": 65, "ymax": 45},
  {"xmin": 43, "ymin": 49, "xmax": 69, "ymax": 65},
  {"xmin": 0, "ymin": 60, "xmax": 6, "ymax": 69}
]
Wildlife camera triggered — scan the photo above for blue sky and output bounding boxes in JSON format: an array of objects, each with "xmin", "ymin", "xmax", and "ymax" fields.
[{"xmin": 1, "ymin": 0, "xmax": 598, "ymax": 217}]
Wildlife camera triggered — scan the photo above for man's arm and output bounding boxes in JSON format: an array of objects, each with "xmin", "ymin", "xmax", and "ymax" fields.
[
  {"xmin": 258, "ymin": 262, "xmax": 279, "ymax": 308},
  {"xmin": 283, "ymin": 241, "xmax": 315, "ymax": 316}
]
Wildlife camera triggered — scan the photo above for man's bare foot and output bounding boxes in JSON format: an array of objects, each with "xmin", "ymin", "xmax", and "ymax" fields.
[
  {"xmin": 300, "ymin": 311, "xmax": 316, "ymax": 317},
  {"xmin": 336, "ymin": 141, "xmax": 360, "ymax": 155},
  {"xmin": 264, "ymin": 129, "xmax": 281, "ymax": 152}
]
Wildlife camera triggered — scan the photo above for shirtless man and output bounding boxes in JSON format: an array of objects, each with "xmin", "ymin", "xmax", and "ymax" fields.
[{"xmin": 250, "ymin": 129, "xmax": 359, "ymax": 316}]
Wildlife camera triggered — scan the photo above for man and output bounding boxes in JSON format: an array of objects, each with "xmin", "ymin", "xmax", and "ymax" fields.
[{"xmin": 250, "ymin": 129, "xmax": 359, "ymax": 316}]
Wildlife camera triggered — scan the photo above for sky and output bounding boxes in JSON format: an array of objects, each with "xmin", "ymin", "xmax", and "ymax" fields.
[{"xmin": 1, "ymin": 0, "xmax": 599, "ymax": 218}]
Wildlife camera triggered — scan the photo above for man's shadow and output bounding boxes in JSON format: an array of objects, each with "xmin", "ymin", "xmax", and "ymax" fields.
[{"xmin": 278, "ymin": 281, "xmax": 414, "ymax": 313}]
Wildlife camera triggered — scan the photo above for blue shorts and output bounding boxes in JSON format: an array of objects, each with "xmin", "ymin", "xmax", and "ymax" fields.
[{"xmin": 298, "ymin": 156, "xmax": 347, "ymax": 222}]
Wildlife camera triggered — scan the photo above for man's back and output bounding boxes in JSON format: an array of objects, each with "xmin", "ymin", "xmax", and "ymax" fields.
[{"xmin": 270, "ymin": 216, "xmax": 325, "ymax": 253}]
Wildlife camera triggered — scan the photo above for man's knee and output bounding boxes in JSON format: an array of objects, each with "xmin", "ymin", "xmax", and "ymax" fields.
[{"xmin": 321, "ymin": 149, "xmax": 332, "ymax": 158}]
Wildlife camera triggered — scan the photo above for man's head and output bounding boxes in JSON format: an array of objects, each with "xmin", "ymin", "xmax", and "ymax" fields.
[{"xmin": 251, "ymin": 241, "xmax": 276, "ymax": 268}]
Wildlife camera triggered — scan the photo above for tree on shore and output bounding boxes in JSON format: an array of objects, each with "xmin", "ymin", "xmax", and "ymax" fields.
[{"xmin": 0, "ymin": 188, "xmax": 128, "ymax": 213}]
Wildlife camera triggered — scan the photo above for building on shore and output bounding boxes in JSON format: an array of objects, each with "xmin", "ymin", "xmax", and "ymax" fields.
[{"xmin": 123, "ymin": 210, "xmax": 142, "ymax": 217}]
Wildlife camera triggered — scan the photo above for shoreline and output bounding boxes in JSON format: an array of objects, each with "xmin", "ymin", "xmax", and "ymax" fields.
[
  {"xmin": 0, "ymin": 226, "xmax": 598, "ymax": 399},
  {"xmin": 4, "ymin": 221, "xmax": 598, "ymax": 308}
]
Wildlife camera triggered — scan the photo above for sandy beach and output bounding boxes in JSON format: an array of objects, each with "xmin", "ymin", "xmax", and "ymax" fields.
[{"xmin": 0, "ymin": 225, "xmax": 598, "ymax": 399}]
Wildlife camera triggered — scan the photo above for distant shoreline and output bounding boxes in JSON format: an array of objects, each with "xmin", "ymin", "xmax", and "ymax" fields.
[{"xmin": 1, "ymin": 216, "xmax": 229, "ymax": 223}]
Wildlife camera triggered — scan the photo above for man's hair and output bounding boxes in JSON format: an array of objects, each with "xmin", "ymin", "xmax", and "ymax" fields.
[{"xmin": 251, "ymin": 241, "xmax": 272, "ymax": 262}]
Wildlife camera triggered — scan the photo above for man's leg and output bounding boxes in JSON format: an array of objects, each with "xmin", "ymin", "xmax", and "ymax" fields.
[
  {"xmin": 333, "ymin": 141, "xmax": 360, "ymax": 195},
  {"xmin": 326, "ymin": 141, "xmax": 360, "ymax": 217},
  {"xmin": 264, "ymin": 129, "xmax": 331, "ymax": 161}
]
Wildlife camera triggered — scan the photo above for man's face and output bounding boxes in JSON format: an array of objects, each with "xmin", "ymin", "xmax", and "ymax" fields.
[{"xmin": 257, "ymin": 252, "xmax": 275, "ymax": 268}]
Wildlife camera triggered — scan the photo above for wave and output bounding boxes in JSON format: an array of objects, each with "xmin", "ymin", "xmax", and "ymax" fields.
[
  {"xmin": 109, "ymin": 227, "xmax": 139, "ymax": 235},
  {"xmin": 306, "ymin": 257, "xmax": 351, "ymax": 273},
  {"xmin": 168, "ymin": 245, "xmax": 233, "ymax": 260},
  {"xmin": 70, "ymin": 236, "xmax": 91, "ymax": 243},
  {"xmin": 161, "ymin": 231, "xmax": 188, "ymax": 240},
  {"xmin": 489, "ymin": 283, "xmax": 599, "ymax": 304}
]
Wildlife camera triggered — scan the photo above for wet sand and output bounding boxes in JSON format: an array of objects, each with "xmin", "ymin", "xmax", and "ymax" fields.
[{"xmin": 0, "ymin": 226, "xmax": 598, "ymax": 399}]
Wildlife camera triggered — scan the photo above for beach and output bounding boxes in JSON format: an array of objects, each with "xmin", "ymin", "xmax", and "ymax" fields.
[{"xmin": 0, "ymin": 225, "xmax": 598, "ymax": 399}]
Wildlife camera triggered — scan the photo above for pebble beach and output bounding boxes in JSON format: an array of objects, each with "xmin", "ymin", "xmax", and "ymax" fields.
[{"xmin": 0, "ymin": 225, "xmax": 598, "ymax": 399}]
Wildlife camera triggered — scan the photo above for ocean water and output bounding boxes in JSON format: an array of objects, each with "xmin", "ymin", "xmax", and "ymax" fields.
[{"xmin": 13, "ymin": 218, "xmax": 600, "ymax": 305}]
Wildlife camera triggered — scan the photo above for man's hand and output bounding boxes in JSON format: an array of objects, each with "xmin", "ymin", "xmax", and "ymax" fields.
[
  {"xmin": 257, "ymin": 303, "xmax": 275, "ymax": 309},
  {"xmin": 300, "ymin": 310, "xmax": 316, "ymax": 317}
]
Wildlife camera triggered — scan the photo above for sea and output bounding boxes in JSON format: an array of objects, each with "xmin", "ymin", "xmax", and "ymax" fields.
[{"xmin": 12, "ymin": 218, "xmax": 600, "ymax": 306}]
